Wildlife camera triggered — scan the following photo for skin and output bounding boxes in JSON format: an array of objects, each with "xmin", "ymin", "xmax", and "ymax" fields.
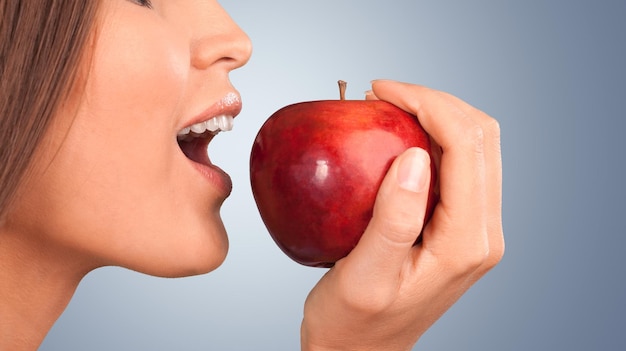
[
  {"xmin": 302, "ymin": 80, "xmax": 504, "ymax": 350},
  {"xmin": 0, "ymin": 1, "xmax": 503, "ymax": 350},
  {"xmin": 0, "ymin": 1, "xmax": 251, "ymax": 349}
]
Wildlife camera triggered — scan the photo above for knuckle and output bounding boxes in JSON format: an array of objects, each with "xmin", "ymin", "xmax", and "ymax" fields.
[
  {"xmin": 434, "ymin": 89, "xmax": 457, "ymax": 103},
  {"xmin": 371, "ymin": 215, "xmax": 421, "ymax": 247},
  {"xmin": 442, "ymin": 241, "xmax": 490, "ymax": 277},
  {"xmin": 336, "ymin": 282, "xmax": 395, "ymax": 315},
  {"xmin": 487, "ymin": 245, "xmax": 505, "ymax": 268},
  {"xmin": 466, "ymin": 123, "xmax": 486, "ymax": 153},
  {"xmin": 455, "ymin": 119, "xmax": 485, "ymax": 156},
  {"xmin": 484, "ymin": 117, "xmax": 501, "ymax": 141},
  {"xmin": 485, "ymin": 231, "xmax": 505, "ymax": 269},
  {"xmin": 466, "ymin": 247, "xmax": 490, "ymax": 272},
  {"xmin": 483, "ymin": 117, "xmax": 502, "ymax": 152},
  {"xmin": 346, "ymin": 293, "xmax": 393, "ymax": 315}
]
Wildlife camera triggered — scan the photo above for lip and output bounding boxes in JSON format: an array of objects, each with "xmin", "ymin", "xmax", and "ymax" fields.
[
  {"xmin": 178, "ymin": 92, "xmax": 242, "ymax": 197},
  {"xmin": 180, "ymin": 91, "xmax": 242, "ymax": 131}
]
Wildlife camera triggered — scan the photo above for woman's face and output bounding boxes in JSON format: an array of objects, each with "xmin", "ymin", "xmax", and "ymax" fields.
[{"xmin": 7, "ymin": 0, "xmax": 252, "ymax": 276}]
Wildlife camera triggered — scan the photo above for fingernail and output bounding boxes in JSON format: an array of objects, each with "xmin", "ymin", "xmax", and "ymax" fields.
[
  {"xmin": 370, "ymin": 79, "xmax": 391, "ymax": 84},
  {"xmin": 397, "ymin": 148, "xmax": 429, "ymax": 193}
]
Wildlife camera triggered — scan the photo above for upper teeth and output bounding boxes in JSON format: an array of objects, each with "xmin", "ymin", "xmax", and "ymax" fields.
[{"xmin": 177, "ymin": 115, "xmax": 234, "ymax": 139}]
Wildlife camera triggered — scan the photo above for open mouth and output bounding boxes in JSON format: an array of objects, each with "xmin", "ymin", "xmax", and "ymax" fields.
[{"xmin": 177, "ymin": 115, "xmax": 234, "ymax": 165}]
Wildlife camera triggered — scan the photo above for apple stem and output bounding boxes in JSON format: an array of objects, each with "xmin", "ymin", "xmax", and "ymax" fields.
[{"xmin": 338, "ymin": 80, "xmax": 347, "ymax": 100}]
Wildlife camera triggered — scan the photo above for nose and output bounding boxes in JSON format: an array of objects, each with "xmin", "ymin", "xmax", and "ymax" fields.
[{"xmin": 190, "ymin": 3, "xmax": 252, "ymax": 72}]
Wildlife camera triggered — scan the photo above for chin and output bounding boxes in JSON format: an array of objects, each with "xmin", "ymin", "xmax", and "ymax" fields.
[
  {"xmin": 171, "ymin": 229, "xmax": 229, "ymax": 278},
  {"xmin": 124, "ymin": 221, "xmax": 230, "ymax": 279}
]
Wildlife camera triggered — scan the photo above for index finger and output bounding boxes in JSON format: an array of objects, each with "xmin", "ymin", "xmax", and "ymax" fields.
[{"xmin": 371, "ymin": 80, "xmax": 490, "ymax": 261}]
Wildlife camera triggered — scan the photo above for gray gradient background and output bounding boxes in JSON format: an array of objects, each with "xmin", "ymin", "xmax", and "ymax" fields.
[{"xmin": 40, "ymin": 0, "xmax": 625, "ymax": 350}]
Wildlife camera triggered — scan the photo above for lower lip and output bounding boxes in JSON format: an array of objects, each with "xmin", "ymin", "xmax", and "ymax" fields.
[
  {"xmin": 189, "ymin": 160, "xmax": 233, "ymax": 198},
  {"xmin": 179, "ymin": 137, "xmax": 233, "ymax": 198}
]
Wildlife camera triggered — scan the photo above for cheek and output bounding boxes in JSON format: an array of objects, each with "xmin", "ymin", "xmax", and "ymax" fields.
[
  {"xmin": 19, "ymin": 18, "xmax": 228, "ymax": 271},
  {"xmin": 5, "ymin": 5, "xmax": 230, "ymax": 277},
  {"xmin": 68, "ymin": 23, "xmax": 189, "ymax": 206},
  {"xmin": 89, "ymin": 26, "xmax": 188, "ymax": 122}
]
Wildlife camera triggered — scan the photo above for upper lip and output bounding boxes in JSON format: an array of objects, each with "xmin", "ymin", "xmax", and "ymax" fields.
[{"xmin": 179, "ymin": 91, "xmax": 242, "ymax": 133}]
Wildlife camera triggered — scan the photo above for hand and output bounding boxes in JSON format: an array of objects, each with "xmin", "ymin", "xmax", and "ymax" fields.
[{"xmin": 301, "ymin": 80, "xmax": 504, "ymax": 351}]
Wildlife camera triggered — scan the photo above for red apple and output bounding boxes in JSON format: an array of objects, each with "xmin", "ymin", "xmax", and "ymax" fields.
[{"xmin": 250, "ymin": 81, "xmax": 437, "ymax": 267}]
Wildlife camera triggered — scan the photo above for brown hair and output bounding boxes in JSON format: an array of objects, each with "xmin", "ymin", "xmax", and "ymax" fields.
[{"xmin": 0, "ymin": 1, "xmax": 99, "ymax": 218}]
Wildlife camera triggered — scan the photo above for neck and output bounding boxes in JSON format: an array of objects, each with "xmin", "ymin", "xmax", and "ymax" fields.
[{"xmin": 0, "ymin": 230, "xmax": 93, "ymax": 350}]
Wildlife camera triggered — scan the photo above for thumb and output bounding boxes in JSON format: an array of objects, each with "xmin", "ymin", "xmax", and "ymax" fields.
[{"xmin": 344, "ymin": 147, "xmax": 431, "ymax": 282}]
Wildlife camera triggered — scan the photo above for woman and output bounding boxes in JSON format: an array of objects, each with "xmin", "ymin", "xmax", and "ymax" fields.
[{"xmin": 0, "ymin": 1, "xmax": 504, "ymax": 350}]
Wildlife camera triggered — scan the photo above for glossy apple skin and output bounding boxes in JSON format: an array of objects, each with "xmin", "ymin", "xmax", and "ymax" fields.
[{"xmin": 250, "ymin": 100, "xmax": 437, "ymax": 267}]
